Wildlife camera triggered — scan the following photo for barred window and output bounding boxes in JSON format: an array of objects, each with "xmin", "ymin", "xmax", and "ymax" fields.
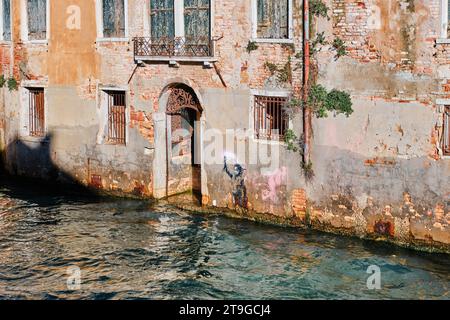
[
  {"xmin": 444, "ymin": 106, "xmax": 450, "ymax": 156},
  {"xmin": 106, "ymin": 91, "xmax": 126, "ymax": 145},
  {"xmin": 254, "ymin": 96, "xmax": 288, "ymax": 141},
  {"xmin": 29, "ymin": 88, "xmax": 45, "ymax": 137}
]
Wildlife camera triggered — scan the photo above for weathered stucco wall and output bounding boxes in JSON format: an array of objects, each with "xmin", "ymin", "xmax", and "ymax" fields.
[{"xmin": 0, "ymin": 0, "xmax": 448, "ymax": 253}]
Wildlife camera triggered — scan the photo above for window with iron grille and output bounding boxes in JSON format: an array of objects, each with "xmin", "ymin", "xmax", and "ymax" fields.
[
  {"xmin": 254, "ymin": 96, "xmax": 288, "ymax": 141},
  {"xmin": 28, "ymin": 88, "xmax": 45, "ymax": 137},
  {"xmin": 444, "ymin": 106, "xmax": 450, "ymax": 156},
  {"xmin": 106, "ymin": 91, "xmax": 126, "ymax": 145}
]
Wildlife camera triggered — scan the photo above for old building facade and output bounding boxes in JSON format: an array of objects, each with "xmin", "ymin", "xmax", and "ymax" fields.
[{"xmin": 0, "ymin": 0, "xmax": 449, "ymax": 252}]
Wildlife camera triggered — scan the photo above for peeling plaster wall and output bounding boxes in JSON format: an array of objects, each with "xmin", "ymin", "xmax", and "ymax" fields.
[{"xmin": 0, "ymin": 0, "xmax": 448, "ymax": 252}]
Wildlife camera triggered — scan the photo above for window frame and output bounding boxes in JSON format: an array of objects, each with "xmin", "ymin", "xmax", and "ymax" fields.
[
  {"xmin": 438, "ymin": 0, "xmax": 450, "ymax": 43},
  {"xmin": 98, "ymin": 87, "xmax": 129, "ymax": 146},
  {"xmin": 96, "ymin": 0, "xmax": 129, "ymax": 42},
  {"xmin": 20, "ymin": 0, "xmax": 50, "ymax": 44},
  {"xmin": 250, "ymin": 89, "xmax": 292, "ymax": 143},
  {"xmin": 146, "ymin": 0, "xmax": 214, "ymax": 41},
  {"xmin": 251, "ymin": 0, "xmax": 294, "ymax": 43},
  {"xmin": 0, "ymin": 0, "xmax": 12, "ymax": 42},
  {"xmin": 443, "ymin": 105, "xmax": 450, "ymax": 156},
  {"xmin": 20, "ymin": 84, "xmax": 48, "ymax": 139}
]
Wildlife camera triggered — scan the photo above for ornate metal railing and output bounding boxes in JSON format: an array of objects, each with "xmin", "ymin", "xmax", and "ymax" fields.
[{"xmin": 133, "ymin": 37, "xmax": 214, "ymax": 58}]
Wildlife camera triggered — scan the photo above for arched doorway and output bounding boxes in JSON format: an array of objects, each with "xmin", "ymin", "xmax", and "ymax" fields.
[{"xmin": 154, "ymin": 84, "xmax": 203, "ymax": 200}]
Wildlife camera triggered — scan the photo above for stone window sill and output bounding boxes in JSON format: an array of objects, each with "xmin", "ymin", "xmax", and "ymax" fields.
[
  {"xmin": 251, "ymin": 38, "xmax": 294, "ymax": 44},
  {"xmin": 436, "ymin": 38, "xmax": 450, "ymax": 44},
  {"xmin": 96, "ymin": 37, "xmax": 130, "ymax": 43}
]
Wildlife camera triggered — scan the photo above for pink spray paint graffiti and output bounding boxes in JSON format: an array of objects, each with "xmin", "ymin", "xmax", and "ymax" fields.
[{"xmin": 261, "ymin": 167, "xmax": 288, "ymax": 204}]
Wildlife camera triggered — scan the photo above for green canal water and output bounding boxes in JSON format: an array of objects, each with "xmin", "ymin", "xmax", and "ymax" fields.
[{"xmin": 0, "ymin": 179, "xmax": 449, "ymax": 300}]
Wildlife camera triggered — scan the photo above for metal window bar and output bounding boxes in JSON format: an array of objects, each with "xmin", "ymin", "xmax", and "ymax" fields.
[
  {"xmin": 107, "ymin": 91, "xmax": 126, "ymax": 145},
  {"xmin": 29, "ymin": 88, "xmax": 45, "ymax": 137},
  {"xmin": 444, "ymin": 106, "xmax": 450, "ymax": 156},
  {"xmin": 254, "ymin": 96, "xmax": 287, "ymax": 141}
]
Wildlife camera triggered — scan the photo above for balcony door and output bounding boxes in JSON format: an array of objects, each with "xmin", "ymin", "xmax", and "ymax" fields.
[{"xmin": 149, "ymin": 0, "xmax": 211, "ymax": 56}]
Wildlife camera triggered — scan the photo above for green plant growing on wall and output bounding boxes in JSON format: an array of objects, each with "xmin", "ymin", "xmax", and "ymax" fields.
[
  {"xmin": 7, "ymin": 77, "xmax": 18, "ymax": 91},
  {"xmin": 246, "ymin": 41, "xmax": 259, "ymax": 53},
  {"xmin": 264, "ymin": 58, "xmax": 292, "ymax": 84},
  {"xmin": 310, "ymin": 0, "xmax": 330, "ymax": 20},
  {"xmin": 282, "ymin": 0, "xmax": 353, "ymax": 181},
  {"xmin": 0, "ymin": 75, "xmax": 6, "ymax": 88},
  {"xmin": 332, "ymin": 37, "xmax": 347, "ymax": 60}
]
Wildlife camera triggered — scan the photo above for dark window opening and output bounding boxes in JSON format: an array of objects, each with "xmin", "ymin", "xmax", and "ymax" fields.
[
  {"xmin": 257, "ymin": 0, "xmax": 289, "ymax": 39},
  {"xmin": 2, "ymin": 0, "xmax": 11, "ymax": 40},
  {"xmin": 29, "ymin": 88, "xmax": 45, "ymax": 137},
  {"xmin": 27, "ymin": 0, "xmax": 46, "ymax": 40},
  {"xmin": 103, "ymin": 0, "xmax": 125, "ymax": 38},
  {"xmin": 106, "ymin": 91, "xmax": 126, "ymax": 145},
  {"xmin": 254, "ymin": 96, "xmax": 288, "ymax": 141},
  {"xmin": 444, "ymin": 106, "xmax": 450, "ymax": 156}
]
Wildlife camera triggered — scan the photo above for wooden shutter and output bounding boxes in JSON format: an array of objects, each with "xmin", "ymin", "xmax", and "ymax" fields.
[
  {"xmin": 257, "ymin": 0, "xmax": 289, "ymax": 39},
  {"xmin": 103, "ymin": 0, "xmax": 125, "ymax": 38},
  {"xmin": 27, "ymin": 0, "xmax": 46, "ymax": 40},
  {"xmin": 184, "ymin": 0, "xmax": 210, "ymax": 42},
  {"xmin": 2, "ymin": 0, "xmax": 11, "ymax": 40},
  {"xmin": 150, "ymin": 0, "xmax": 175, "ymax": 39}
]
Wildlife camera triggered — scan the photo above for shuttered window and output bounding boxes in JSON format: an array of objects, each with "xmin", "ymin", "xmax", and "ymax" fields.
[
  {"xmin": 2, "ymin": 0, "xmax": 11, "ymax": 41},
  {"xmin": 150, "ymin": 0, "xmax": 174, "ymax": 39},
  {"xmin": 184, "ymin": 0, "xmax": 210, "ymax": 41},
  {"xmin": 27, "ymin": 0, "xmax": 46, "ymax": 40},
  {"xmin": 448, "ymin": 0, "xmax": 450, "ymax": 36},
  {"xmin": 103, "ymin": 0, "xmax": 125, "ymax": 38},
  {"xmin": 257, "ymin": 0, "xmax": 289, "ymax": 39}
]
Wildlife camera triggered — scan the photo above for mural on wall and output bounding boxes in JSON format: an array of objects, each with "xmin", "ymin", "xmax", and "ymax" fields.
[{"xmin": 223, "ymin": 156, "xmax": 248, "ymax": 209}]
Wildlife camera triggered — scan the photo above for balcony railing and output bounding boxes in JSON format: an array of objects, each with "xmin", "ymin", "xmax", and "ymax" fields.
[{"xmin": 133, "ymin": 37, "xmax": 215, "ymax": 60}]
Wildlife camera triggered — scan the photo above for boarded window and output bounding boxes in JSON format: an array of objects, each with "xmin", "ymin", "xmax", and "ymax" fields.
[
  {"xmin": 184, "ymin": 0, "xmax": 210, "ymax": 42},
  {"xmin": 444, "ymin": 106, "xmax": 450, "ymax": 156},
  {"xmin": 27, "ymin": 0, "xmax": 46, "ymax": 40},
  {"xmin": 2, "ymin": 0, "xmax": 11, "ymax": 40},
  {"xmin": 254, "ymin": 96, "xmax": 288, "ymax": 141},
  {"xmin": 103, "ymin": 0, "xmax": 125, "ymax": 38},
  {"xmin": 29, "ymin": 88, "xmax": 45, "ymax": 137},
  {"xmin": 106, "ymin": 91, "xmax": 126, "ymax": 145},
  {"xmin": 257, "ymin": 0, "xmax": 289, "ymax": 39},
  {"xmin": 150, "ymin": 0, "xmax": 174, "ymax": 39}
]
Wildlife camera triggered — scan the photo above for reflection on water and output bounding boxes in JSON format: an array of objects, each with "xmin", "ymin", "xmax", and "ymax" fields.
[{"xmin": 0, "ymin": 180, "xmax": 449, "ymax": 300}]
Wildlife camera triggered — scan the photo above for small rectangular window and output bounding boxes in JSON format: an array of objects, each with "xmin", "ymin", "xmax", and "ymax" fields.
[
  {"xmin": 27, "ymin": 0, "xmax": 46, "ymax": 40},
  {"xmin": 448, "ymin": 0, "xmax": 450, "ymax": 37},
  {"xmin": 254, "ymin": 96, "xmax": 288, "ymax": 141},
  {"xmin": 257, "ymin": 0, "xmax": 289, "ymax": 39},
  {"xmin": 103, "ymin": 0, "xmax": 125, "ymax": 38},
  {"xmin": 2, "ymin": 0, "xmax": 11, "ymax": 41},
  {"xmin": 444, "ymin": 106, "xmax": 450, "ymax": 156},
  {"xmin": 106, "ymin": 91, "xmax": 126, "ymax": 145},
  {"xmin": 28, "ymin": 88, "xmax": 45, "ymax": 137}
]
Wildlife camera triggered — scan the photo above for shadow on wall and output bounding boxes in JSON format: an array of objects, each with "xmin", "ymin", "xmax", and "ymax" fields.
[{"xmin": 0, "ymin": 133, "xmax": 102, "ymax": 203}]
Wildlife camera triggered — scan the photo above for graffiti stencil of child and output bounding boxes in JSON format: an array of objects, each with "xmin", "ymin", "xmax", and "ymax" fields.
[{"xmin": 223, "ymin": 156, "xmax": 248, "ymax": 210}]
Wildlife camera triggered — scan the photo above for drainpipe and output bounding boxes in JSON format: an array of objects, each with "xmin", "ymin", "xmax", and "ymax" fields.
[{"xmin": 303, "ymin": 0, "xmax": 311, "ymax": 164}]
